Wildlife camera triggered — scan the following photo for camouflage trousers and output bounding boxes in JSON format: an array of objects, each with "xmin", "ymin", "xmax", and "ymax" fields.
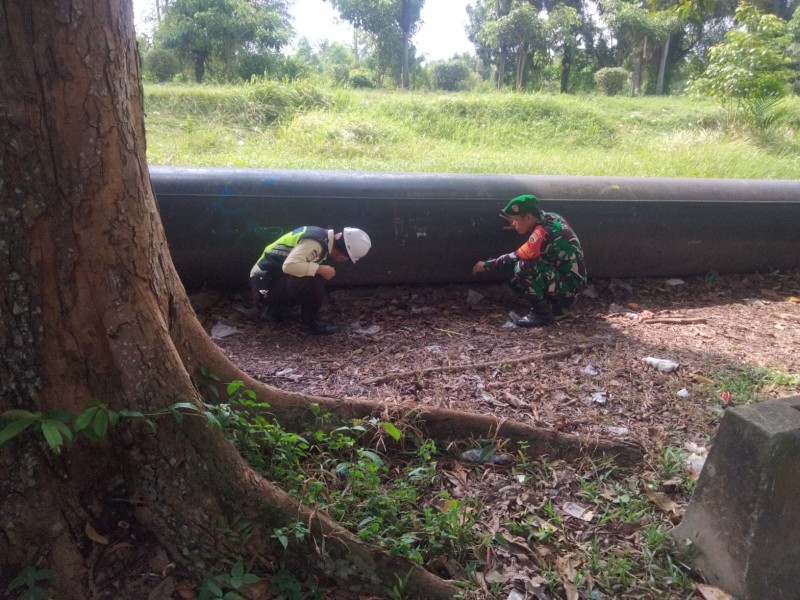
[{"xmin": 509, "ymin": 258, "xmax": 586, "ymax": 303}]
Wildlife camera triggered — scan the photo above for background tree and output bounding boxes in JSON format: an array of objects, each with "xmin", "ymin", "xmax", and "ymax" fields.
[
  {"xmin": 326, "ymin": 0, "xmax": 424, "ymax": 87},
  {"xmin": 498, "ymin": 2, "xmax": 547, "ymax": 90},
  {"xmin": 400, "ymin": 0, "xmax": 425, "ymax": 88},
  {"xmin": 430, "ymin": 57, "xmax": 474, "ymax": 89},
  {"xmin": 153, "ymin": 0, "xmax": 291, "ymax": 82},
  {"xmin": 469, "ymin": 0, "xmax": 514, "ymax": 88},
  {"xmin": 689, "ymin": 1, "xmax": 794, "ymax": 117},
  {"xmin": 546, "ymin": 4, "xmax": 583, "ymax": 92},
  {"xmin": 600, "ymin": 0, "xmax": 678, "ymax": 95}
]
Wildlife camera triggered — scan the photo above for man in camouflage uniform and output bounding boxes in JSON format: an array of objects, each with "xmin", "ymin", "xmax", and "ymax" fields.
[{"xmin": 472, "ymin": 194, "xmax": 586, "ymax": 327}]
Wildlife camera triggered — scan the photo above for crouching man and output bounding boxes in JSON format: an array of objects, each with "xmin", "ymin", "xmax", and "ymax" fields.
[
  {"xmin": 250, "ymin": 226, "xmax": 371, "ymax": 335},
  {"xmin": 472, "ymin": 194, "xmax": 586, "ymax": 327}
]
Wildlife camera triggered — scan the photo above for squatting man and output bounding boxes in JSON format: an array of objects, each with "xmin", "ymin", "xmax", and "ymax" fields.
[
  {"xmin": 472, "ymin": 194, "xmax": 587, "ymax": 326},
  {"xmin": 249, "ymin": 225, "xmax": 372, "ymax": 335}
]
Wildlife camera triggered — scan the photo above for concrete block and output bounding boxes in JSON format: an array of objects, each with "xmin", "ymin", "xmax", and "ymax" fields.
[{"xmin": 670, "ymin": 395, "xmax": 800, "ymax": 599}]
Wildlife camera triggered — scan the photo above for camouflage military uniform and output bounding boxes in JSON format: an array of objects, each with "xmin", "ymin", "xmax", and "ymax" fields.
[{"xmin": 482, "ymin": 210, "xmax": 587, "ymax": 304}]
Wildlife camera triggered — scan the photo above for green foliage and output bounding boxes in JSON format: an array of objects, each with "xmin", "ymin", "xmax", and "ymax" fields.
[
  {"xmin": 143, "ymin": 48, "xmax": 182, "ymax": 83},
  {"xmin": 347, "ymin": 69, "xmax": 376, "ymax": 88},
  {"xmin": 705, "ymin": 364, "xmax": 800, "ymax": 406},
  {"xmin": 594, "ymin": 67, "xmax": 631, "ymax": 96},
  {"xmin": 153, "ymin": 0, "xmax": 291, "ymax": 82},
  {"xmin": 0, "ymin": 398, "xmax": 156, "ymax": 454},
  {"xmin": 386, "ymin": 569, "xmax": 413, "ymax": 600},
  {"xmin": 430, "ymin": 60, "xmax": 472, "ymax": 91},
  {"xmin": 198, "ymin": 557, "xmax": 260, "ymax": 600},
  {"xmin": 689, "ymin": 2, "xmax": 793, "ymax": 104},
  {"xmin": 5, "ymin": 566, "xmax": 55, "ymax": 600}
]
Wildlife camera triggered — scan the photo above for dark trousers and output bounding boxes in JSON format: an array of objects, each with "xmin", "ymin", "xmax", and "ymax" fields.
[{"xmin": 268, "ymin": 275, "xmax": 327, "ymax": 322}]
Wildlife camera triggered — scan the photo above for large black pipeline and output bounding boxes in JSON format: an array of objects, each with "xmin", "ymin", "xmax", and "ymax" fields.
[{"xmin": 152, "ymin": 167, "xmax": 800, "ymax": 290}]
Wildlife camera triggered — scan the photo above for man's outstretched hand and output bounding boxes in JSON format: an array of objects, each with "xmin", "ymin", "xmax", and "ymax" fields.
[
  {"xmin": 317, "ymin": 265, "xmax": 337, "ymax": 280},
  {"xmin": 499, "ymin": 211, "xmax": 515, "ymax": 230}
]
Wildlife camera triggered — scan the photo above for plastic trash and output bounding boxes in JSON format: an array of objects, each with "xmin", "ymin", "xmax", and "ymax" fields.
[
  {"xmin": 606, "ymin": 426, "xmax": 629, "ymax": 436},
  {"xmin": 467, "ymin": 289, "xmax": 485, "ymax": 305},
  {"xmin": 677, "ymin": 388, "xmax": 690, "ymax": 398},
  {"xmin": 644, "ymin": 357, "xmax": 679, "ymax": 372},
  {"xmin": 583, "ymin": 364, "xmax": 599, "ymax": 376},
  {"xmin": 590, "ymin": 391, "xmax": 609, "ymax": 404},
  {"xmin": 210, "ymin": 322, "xmax": 241, "ymax": 340},
  {"xmin": 460, "ymin": 449, "xmax": 515, "ymax": 465},
  {"xmin": 351, "ymin": 322, "xmax": 381, "ymax": 335},
  {"xmin": 665, "ymin": 278, "xmax": 685, "ymax": 286},
  {"xmin": 608, "ymin": 303, "xmax": 638, "ymax": 317}
]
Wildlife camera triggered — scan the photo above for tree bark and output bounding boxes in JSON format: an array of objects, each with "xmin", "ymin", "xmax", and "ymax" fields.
[
  {"xmin": 0, "ymin": 2, "xmax": 643, "ymax": 598},
  {"xmin": 560, "ymin": 43, "xmax": 572, "ymax": 94},
  {"xmin": 656, "ymin": 34, "xmax": 671, "ymax": 96},
  {"xmin": 0, "ymin": 2, "xmax": 455, "ymax": 598}
]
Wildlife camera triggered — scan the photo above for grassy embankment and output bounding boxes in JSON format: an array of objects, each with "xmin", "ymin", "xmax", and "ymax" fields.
[{"xmin": 142, "ymin": 81, "xmax": 800, "ymax": 179}]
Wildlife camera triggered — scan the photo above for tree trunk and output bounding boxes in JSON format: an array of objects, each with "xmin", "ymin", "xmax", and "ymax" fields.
[
  {"xmin": 497, "ymin": 48, "xmax": 506, "ymax": 89},
  {"xmin": 402, "ymin": 31, "xmax": 410, "ymax": 89},
  {"xmin": 560, "ymin": 43, "xmax": 572, "ymax": 94},
  {"xmin": 0, "ymin": 3, "xmax": 456, "ymax": 598},
  {"xmin": 515, "ymin": 48, "xmax": 527, "ymax": 91},
  {"xmin": 193, "ymin": 50, "xmax": 206, "ymax": 83},
  {"xmin": 1, "ymin": 3, "xmax": 643, "ymax": 598},
  {"xmin": 656, "ymin": 34, "xmax": 670, "ymax": 96}
]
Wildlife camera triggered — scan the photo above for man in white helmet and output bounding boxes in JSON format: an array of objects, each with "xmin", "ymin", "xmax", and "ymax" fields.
[{"xmin": 249, "ymin": 226, "xmax": 371, "ymax": 335}]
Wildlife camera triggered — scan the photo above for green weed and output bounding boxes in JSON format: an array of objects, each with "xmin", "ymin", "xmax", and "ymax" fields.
[
  {"xmin": 5, "ymin": 566, "xmax": 55, "ymax": 600},
  {"xmin": 707, "ymin": 364, "xmax": 799, "ymax": 406}
]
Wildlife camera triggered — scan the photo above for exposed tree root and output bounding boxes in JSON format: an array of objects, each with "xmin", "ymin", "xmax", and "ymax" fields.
[{"xmin": 363, "ymin": 341, "xmax": 605, "ymax": 385}]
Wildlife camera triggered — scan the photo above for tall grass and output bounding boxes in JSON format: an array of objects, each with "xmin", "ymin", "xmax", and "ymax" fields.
[{"xmin": 143, "ymin": 82, "xmax": 800, "ymax": 179}]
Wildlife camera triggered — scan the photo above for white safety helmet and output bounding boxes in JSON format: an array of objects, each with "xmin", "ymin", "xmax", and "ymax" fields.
[{"xmin": 342, "ymin": 227, "xmax": 371, "ymax": 263}]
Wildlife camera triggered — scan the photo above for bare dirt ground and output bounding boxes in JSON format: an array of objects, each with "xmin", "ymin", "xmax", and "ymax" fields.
[
  {"xmin": 203, "ymin": 270, "xmax": 800, "ymax": 446},
  {"xmin": 193, "ymin": 269, "xmax": 800, "ymax": 599}
]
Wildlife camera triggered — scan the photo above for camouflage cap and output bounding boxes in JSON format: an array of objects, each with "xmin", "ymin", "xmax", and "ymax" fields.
[{"xmin": 502, "ymin": 194, "xmax": 540, "ymax": 216}]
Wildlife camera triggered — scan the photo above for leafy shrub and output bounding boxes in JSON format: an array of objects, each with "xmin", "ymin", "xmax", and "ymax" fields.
[
  {"xmin": 430, "ymin": 61, "xmax": 472, "ymax": 91},
  {"xmin": 144, "ymin": 48, "xmax": 181, "ymax": 83},
  {"xmin": 347, "ymin": 69, "xmax": 375, "ymax": 89},
  {"xmin": 689, "ymin": 3, "xmax": 792, "ymax": 103},
  {"xmin": 594, "ymin": 67, "xmax": 630, "ymax": 96}
]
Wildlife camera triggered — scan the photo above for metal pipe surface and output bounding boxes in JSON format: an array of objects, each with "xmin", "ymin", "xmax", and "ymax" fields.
[{"xmin": 152, "ymin": 167, "xmax": 800, "ymax": 289}]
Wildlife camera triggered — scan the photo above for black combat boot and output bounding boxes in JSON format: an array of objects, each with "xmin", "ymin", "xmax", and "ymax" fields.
[
  {"xmin": 259, "ymin": 305, "xmax": 289, "ymax": 323},
  {"xmin": 517, "ymin": 300, "xmax": 555, "ymax": 327},
  {"xmin": 300, "ymin": 306, "xmax": 340, "ymax": 335},
  {"xmin": 301, "ymin": 319, "xmax": 341, "ymax": 335},
  {"xmin": 550, "ymin": 295, "xmax": 577, "ymax": 321}
]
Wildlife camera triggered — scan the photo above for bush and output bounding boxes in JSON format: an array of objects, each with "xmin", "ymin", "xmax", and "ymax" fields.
[
  {"xmin": 430, "ymin": 61, "xmax": 472, "ymax": 91},
  {"xmin": 144, "ymin": 48, "xmax": 181, "ymax": 83},
  {"xmin": 594, "ymin": 67, "xmax": 630, "ymax": 96},
  {"xmin": 347, "ymin": 69, "xmax": 375, "ymax": 89}
]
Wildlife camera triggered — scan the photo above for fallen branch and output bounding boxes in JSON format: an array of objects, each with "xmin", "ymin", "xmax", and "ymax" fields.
[
  {"xmin": 364, "ymin": 341, "xmax": 604, "ymax": 385},
  {"xmin": 642, "ymin": 317, "xmax": 707, "ymax": 325}
]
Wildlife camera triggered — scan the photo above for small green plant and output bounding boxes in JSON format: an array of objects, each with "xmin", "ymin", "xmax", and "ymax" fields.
[
  {"xmin": 272, "ymin": 521, "xmax": 311, "ymax": 550},
  {"xmin": 708, "ymin": 364, "xmax": 800, "ymax": 406},
  {"xmin": 386, "ymin": 568, "xmax": 413, "ymax": 600},
  {"xmin": 5, "ymin": 566, "xmax": 55, "ymax": 600},
  {"xmin": 198, "ymin": 558, "xmax": 260, "ymax": 600}
]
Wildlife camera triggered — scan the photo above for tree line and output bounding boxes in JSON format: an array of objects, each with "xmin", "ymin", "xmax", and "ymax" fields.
[{"xmin": 138, "ymin": 0, "xmax": 799, "ymax": 100}]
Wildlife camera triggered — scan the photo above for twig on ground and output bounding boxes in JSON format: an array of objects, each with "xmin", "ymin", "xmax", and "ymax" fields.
[
  {"xmin": 364, "ymin": 341, "xmax": 604, "ymax": 385},
  {"xmin": 642, "ymin": 317, "xmax": 707, "ymax": 325}
]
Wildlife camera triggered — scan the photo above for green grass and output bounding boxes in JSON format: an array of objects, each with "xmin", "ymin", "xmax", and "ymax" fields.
[
  {"xmin": 703, "ymin": 364, "xmax": 800, "ymax": 407},
  {"xmin": 143, "ymin": 82, "xmax": 800, "ymax": 179}
]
